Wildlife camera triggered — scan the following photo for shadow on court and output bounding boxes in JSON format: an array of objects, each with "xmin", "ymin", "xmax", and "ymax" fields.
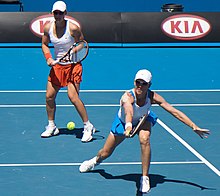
[
  {"xmin": 57, "ymin": 128, "xmax": 105, "ymax": 141},
  {"xmin": 90, "ymin": 170, "xmax": 216, "ymax": 195}
]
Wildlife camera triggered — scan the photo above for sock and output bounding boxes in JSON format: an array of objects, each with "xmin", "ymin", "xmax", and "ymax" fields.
[
  {"xmin": 83, "ymin": 120, "xmax": 90, "ymax": 126},
  {"xmin": 95, "ymin": 155, "xmax": 103, "ymax": 165},
  {"xmin": 92, "ymin": 156, "xmax": 101, "ymax": 166},
  {"xmin": 92, "ymin": 156, "xmax": 97, "ymax": 164},
  {"xmin": 48, "ymin": 120, "xmax": 55, "ymax": 127},
  {"xmin": 142, "ymin": 176, "xmax": 149, "ymax": 180}
]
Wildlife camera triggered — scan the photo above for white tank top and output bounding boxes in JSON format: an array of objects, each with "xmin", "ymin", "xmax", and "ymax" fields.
[
  {"xmin": 118, "ymin": 89, "xmax": 151, "ymax": 125},
  {"xmin": 49, "ymin": 20, "xmax": 75, "ymax": 65}
]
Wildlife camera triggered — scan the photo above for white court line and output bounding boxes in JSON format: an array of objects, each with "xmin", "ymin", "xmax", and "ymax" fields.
[
  {"xmin": 0, "ymin": 161, "xmax": 203, "ymax": 167},
  {"xmin": 154, "ymin": 104, "xmax": 220, "ymax": 107},
  {"xmin": 0, "ymin": 104, "xmax": 120, "ymax": 108},
  {"xmin": 0, "ymin": 90, "xmax": 125, "ymax": 93},
  {"xmin": 0, "ymin": 90, "xmax": 219, "ymax": 175},
  {"xmin": 0, "ymin": 89, "xmax": 220, "ymax": 93},
  {"xmin": 0, "ymin": 103, "xmax": 220, "ymax": 108},
  {"xmin": 157, "ymin": 118, "xmax": 220, "ymax": 177}
]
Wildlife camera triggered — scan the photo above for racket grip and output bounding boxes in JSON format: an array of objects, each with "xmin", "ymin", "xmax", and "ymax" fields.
[{"xmin": 52, "ymin": 59, "xmax": 59, "ymax": 65}]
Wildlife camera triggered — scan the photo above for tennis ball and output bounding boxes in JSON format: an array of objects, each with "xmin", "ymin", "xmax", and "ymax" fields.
[{"xmin": 67, "ymin": 121, "xmax": 75, "ymax": 130}]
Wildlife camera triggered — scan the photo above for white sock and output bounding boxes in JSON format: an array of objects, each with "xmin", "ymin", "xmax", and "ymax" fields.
[
  {"xmin": 92, "ymin": 156, "xmax": 97, "ymax": 164},
  {"xmin": 84, "ymin": 120, "xmax": 90, "ymax": 126},
  {"xmin": 48, "ymin": 120, "xmax": 55, "ymax": 127},
  {"xmin": 95, "ymin": 156, "xmax": 102, "ymax": 165},
  {"xmin": 92, "ymin": 156, "xmax": 101, "ymax": 166},
  {"xmin": 142, "ymin": 176, "xmax": 149, "ymax": 180}
]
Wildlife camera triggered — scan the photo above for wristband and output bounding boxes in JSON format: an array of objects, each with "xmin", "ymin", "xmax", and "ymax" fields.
[
  {"xmin": 125, "ymin": 122, "xmax": 132, "ymax": 129},
  {"xmin": 44, "ymin": 53, "xmax": 52, "ymax": 60}
]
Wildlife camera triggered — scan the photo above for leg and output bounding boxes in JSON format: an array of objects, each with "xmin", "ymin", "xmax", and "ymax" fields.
[
  {"xmin": 41, "ymin": 81, "xmax": 60, "ymax": 137},
  {"xmin": 79, "ymin": 133, "xmax": 125, "ymax": 172},
  {"xmin": 46, "ymin": 81, "xmax": 60, "ymax": 121},
  {"xmin": 67, "ymin": 82, "xmax": 88, "ymax": 122},
  {"xmin": 96, "ymin": 133, "xmax": 125, "ymax": 163},
  {"xmin": 67, "ymin": 82, "xmax": 95, "ymax": 142},
  {"xmin": 138, "ymin": 121, "xmax": 152, "ymax": 193},
  {"xmin": 138, "ymin": 121, "xmax": 151, "ymax": 176}
]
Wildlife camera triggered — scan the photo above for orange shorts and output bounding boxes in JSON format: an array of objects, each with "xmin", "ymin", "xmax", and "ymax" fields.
[{"xmin": 48, "ymin": 63, "xmax": 82, "ymax": 87}]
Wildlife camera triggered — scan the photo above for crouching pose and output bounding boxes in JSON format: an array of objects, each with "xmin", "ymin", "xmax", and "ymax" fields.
[{"xmin": 79, "ymin": 69, "xmax": 210, "ymax": 193}]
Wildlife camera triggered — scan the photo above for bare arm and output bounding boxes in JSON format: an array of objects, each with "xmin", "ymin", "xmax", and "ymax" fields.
[
  {"xmin": 67, "ymin": 22, "xmax": 85, "ymax": 54},
  {"xmin": 120, "ymin": 92, "xmax": 134, "ymax": 137},
  {"xmin": 69, "ymin": 22, "xmax": 84, "ymax": 42},
  {"xmin": 152, "ymin": 91, "xmax": 210, "ymax": 138},
  {"xmin": 41, "ymin": 23, "xmax": 54, "ymax": 66}
]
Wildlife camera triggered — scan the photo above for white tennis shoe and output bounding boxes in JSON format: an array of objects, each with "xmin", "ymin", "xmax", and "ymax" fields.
[
  {"xmin": 41, "ymin": 126, "xmax": 59, "ymax": 138},
  {"xmin": 81, "ymin": 123, "xmax": 96, "ymax": 142},
  {"xmin": 79, "ymin": 157, "xmax": 98, "ymax": 172},
  {"xmin": 139, "ymin": 176, "xmax": 150, "ymax": 193}
]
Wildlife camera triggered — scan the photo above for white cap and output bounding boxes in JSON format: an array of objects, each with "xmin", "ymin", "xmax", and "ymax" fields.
[
  {"xmin": 52, "ymin": 1, "xmax": 67, "ymax": 12},
  {"xmin": 135, "ymin": 69, "xmax": 152, "ymax": 83}
]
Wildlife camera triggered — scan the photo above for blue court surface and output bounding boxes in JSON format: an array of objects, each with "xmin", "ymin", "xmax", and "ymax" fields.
[{"xmin": 0, "ymin": 44, "xmax": 220, "ymax": 195}]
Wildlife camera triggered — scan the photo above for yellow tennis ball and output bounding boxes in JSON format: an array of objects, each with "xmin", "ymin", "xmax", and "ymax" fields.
[{"xmin": 67, "ymin": 121, "xmax": 75, "ymax": 130}]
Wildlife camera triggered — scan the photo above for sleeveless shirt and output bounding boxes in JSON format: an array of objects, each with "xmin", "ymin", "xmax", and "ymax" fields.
[
  {"xmin": 118, "ymin": 89, "xmax": 151, "ymax": 125},
  {"xmin": 49, "ymin": 20, "xmax": 75, "ymax": 65}
]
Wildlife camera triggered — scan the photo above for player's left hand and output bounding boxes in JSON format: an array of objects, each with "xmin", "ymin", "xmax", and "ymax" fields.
[{"xmin": 193, "ymin": 127, "xmax": 210, "ymax": 139}]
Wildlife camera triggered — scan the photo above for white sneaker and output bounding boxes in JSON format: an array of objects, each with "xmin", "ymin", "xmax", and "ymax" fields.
[
  {"xmin": 41, "ymin": 126, "xmax": 59, "ymax": 138},
  {"xmin": 81, "ymin": 123, "xmax": 96, "ymax": 142},
  {"xmin": 139, "ymin": 176, "xmax": 150, "ymax": 193},
  {"xmin": 79, "ymin": 157, "xmax": 98, "ymax": 173}
]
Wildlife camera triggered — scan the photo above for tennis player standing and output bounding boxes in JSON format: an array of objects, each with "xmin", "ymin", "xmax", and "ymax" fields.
[
  {"xmin": 79, "ymin": 69, "xmax": 210, "ymax": 193},
  {"xmin": 41, "ymin": 1, "xmax": 95, "ymax": 142}
]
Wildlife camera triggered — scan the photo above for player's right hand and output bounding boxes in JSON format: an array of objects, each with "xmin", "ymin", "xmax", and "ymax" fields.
[
  {"xmin": 47, "ymin": 58, "xmax": 55, "ymax": 66},
  {"xmin": 124, "ymin": 127, "xmax": 132, "ymax": 137}
]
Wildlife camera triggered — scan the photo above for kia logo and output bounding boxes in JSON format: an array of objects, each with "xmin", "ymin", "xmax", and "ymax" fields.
[
  {"xmin": 29, "ymin": 14, "xmax": 81, "ymax": 37},
  {"xmin": 161, "ymin": 14, "xmax": 211, "ymax": 40}
]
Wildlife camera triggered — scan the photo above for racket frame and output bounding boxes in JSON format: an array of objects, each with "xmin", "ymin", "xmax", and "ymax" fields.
[
  {"xmin": 52, "ymin": 40, "xmax": 89, "ymax": 65},
  {"xmin": 129, "ymin": 114, "xmax": 147, "ymax": 138}
]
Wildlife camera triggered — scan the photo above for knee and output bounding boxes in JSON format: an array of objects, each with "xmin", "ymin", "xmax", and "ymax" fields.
[
  {"xmin": 98, "ymin": 148, "xmax": 113, "ymax": 159},
  {"xmin": 139, "ymin": 132, "xmax": 151, "ymax": 146},
  {"xmin": 46, "ymin": 93, "xmax": 55, "ymax": 103},
  {"xmin": 68, "ymin": 94, "xmax": 79, "ymax": 105}
]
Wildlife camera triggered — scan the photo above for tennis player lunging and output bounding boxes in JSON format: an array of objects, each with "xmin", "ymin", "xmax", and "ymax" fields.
[
  {"xmin": 79, "ymin": 69, "xmax": 210, "ymax": 193},
  {"xmin": 41, "ymin": 1, "xmax": 95, "ymax": 142}
]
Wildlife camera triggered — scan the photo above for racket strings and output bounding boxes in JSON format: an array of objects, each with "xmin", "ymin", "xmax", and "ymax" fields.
[{"xmin": 71, "ymin": 42, "xmax": 88, "ymax": 63}]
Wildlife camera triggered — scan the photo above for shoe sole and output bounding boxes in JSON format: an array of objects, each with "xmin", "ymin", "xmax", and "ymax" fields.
[
  {"xmin": 81, "ymin": 136, "xmax": 93, "ymax": 142},
  {"xmin": 81, "ymin": 127, "xmax": 96, "ymax": 142},
  {"xmin": 140, "ymin": 189, "xmax": 151, "ymax": 194},
  {"xmin": 41, "ymin": 128, "xmax": 59, "ymax": 138}
]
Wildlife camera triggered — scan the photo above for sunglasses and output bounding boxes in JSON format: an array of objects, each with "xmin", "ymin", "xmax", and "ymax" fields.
[
  {"xmin": 53, "ymin": 11, "xmax": 65, "ymax": 15},
  {"xmin": 135, "ymin": 80, "xmax": 149, "ymax": 86}
]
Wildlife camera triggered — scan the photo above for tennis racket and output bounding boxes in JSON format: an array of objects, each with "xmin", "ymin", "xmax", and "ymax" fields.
[
  {"xmin": 128, "ymin": 114, "xmax": 147, "ymax": 138},
  {"xmin": 52, "ymin": 40, "xmax": 89, "ymax": 65}
]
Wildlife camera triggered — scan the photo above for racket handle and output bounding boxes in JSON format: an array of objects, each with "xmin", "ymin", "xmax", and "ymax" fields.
[{"xmin": 52, "ymin": 59, "xmax": 59, "ymax": 65}]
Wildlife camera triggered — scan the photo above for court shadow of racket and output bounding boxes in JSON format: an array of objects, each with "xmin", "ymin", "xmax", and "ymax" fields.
[
  {"xmin": 90, "ymin": 170, "xmax": 215, "ymax": 195},
  {"xmin": 58, "ymin": 128, "xmax": 105, "ymax": 141}
]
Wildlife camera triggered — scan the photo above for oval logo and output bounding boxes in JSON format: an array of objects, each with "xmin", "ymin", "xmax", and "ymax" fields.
[
  {"xmin": 161, "ymin": 14, "xmax": 211, "ymax": 40},
  {"xmin": 29, "ymin": 14, "xmax": 81, "ymax": 37}
]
